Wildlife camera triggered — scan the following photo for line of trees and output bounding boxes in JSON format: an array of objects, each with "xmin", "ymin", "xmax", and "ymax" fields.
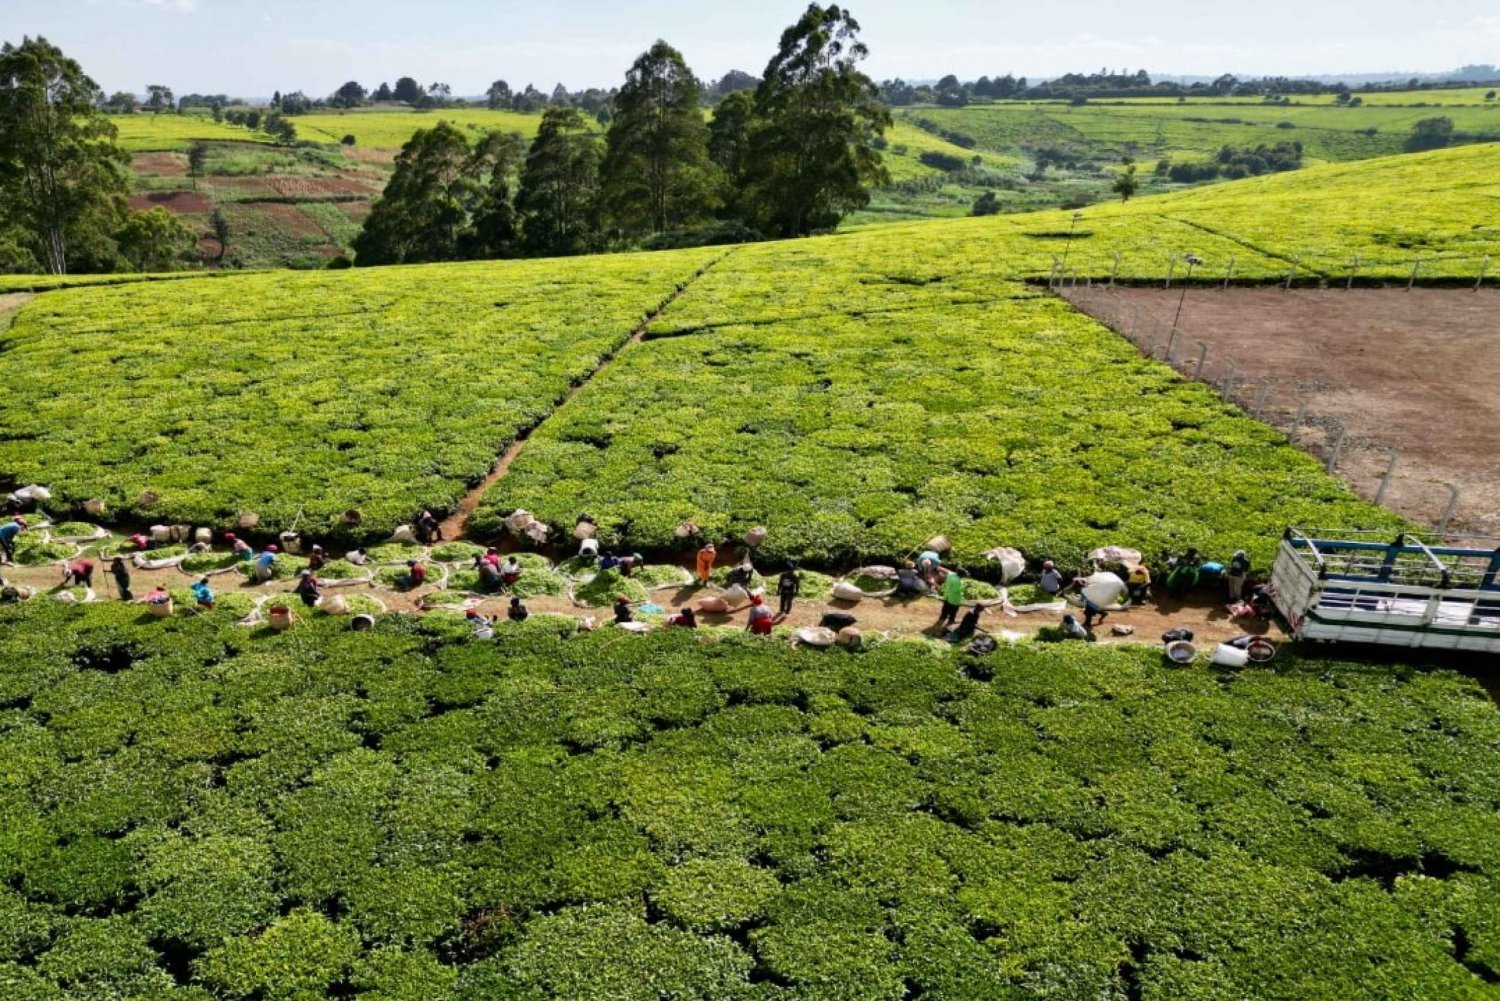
[
  {"xmin": 878, "ymin": 70, "xmax": 1436, "ymax": 105},
  {"xmin": 353, "ymin": 4, "xmax": 889, "ymax": 266},
  {"xmin": 0, "ymin": 37, "xmax": 198, "ymax": 275}
]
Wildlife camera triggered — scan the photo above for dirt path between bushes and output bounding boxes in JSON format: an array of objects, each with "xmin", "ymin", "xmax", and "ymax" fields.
[
  {"xmin": 0, "ymin": 293, "xmax": 35, "ymax": 330},
  {"xmin": 2, "ymin": 550, "xmax": 1270, "ymax": 652},
  {"xmin": 436, "ymin": 250, "xmax": 736, "ymax": 541}
]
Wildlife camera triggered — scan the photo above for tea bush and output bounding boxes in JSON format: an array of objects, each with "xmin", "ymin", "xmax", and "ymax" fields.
[
  {"xmin": 1, "ymin": 601, "xmax": 1496, "ymax": 999},
  {"xmin": 0, "ymin": 251, "xmax": 716, "ymax": 539}
]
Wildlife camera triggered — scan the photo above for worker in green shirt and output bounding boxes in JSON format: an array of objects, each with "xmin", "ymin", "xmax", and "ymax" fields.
[{"xmin": 934, "ymin": 567, "xmax": 964, "ymax": 631}]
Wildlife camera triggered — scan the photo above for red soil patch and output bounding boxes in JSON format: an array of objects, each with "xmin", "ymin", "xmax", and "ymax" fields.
[
  {"xmin": 129, "ymin": 190, "xmax": 211, "ymax": 214},
  {"xmin": 204, "ymin": 176, "xmax": 278, "ymax": 197},
  {"xmin": 266, "ymin": 174, "xmax": 382, "ymax": 199},
  {"xmin": 1064, "ymin": 286, "xmax": 1500, "ymax": 537},
  {"xmin": 339, "ymin": 201, "xmax": 373, "ymax": 223},
  {"xmin": 240, "ymin": 201, "xmax": 325, "ymax": 238},
  {"xmin": 132, "ymin": 152, "xmax": 187, "ymax": 176}
]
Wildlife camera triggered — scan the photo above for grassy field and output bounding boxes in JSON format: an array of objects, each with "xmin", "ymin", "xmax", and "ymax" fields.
[
  {"xmin": 4, "ymin": 143, "xmax": 1495, "ymax": 552},
  {"xmin": 293, "ymin": 107, "xmax": 547, "ymax": 147},
  {"xmin": 109, "ymin": 112, "xmax": 266, "ymax": 152},
  {"xmin": 1, "ymin": 601, "xmax": 1496, "ymax": 1000},
  {"xmin": 880, "ymin": 94, "xmax": 1500, "ymax": 222},
  {"xmin": 907, "ymin": 101, "xmax": 1500, "ymax": 165}
]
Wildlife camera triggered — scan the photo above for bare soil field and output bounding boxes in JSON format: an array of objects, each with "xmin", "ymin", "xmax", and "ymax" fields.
[
  {"xmin": 241, "ymin": 200, "xmax": 326, "ymax": 237},
  {"xmin": 1064, "ymin": 287, "xmax": 1500, "ymax": 537},
  {"xmin": 266, "ymin": 174, "xmax": 383, "ymax": 199},
  {"xmin": 131, "ymin": 151, "xmax": 187, "ymax": 176},
  {"xmin": 129, "ymin": 190, "xmax": 211, "ymax": 213}
]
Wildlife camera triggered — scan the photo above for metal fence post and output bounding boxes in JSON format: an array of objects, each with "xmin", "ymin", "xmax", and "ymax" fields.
[
  {"xmin": 1283, "ymin": 256, "xmax": 1299, "ymax": 291},
  {"xmin": 1292, "ymin": 394, "xmax": 1310, "ymax": 442},
  {"xmin": 1435, "ymin": 483, "xmax": 1460, "ymax": 535},
  {"xmin": 1408, "ymin": 257, "xmax": 1420, "ymax": 291},
  {"xmin": 1221, "ymin": 360, "xmax": 1238, "ymax": 400},
  {"xmin": 1223, "ymin": 256, "xmax": 1235, "ymax": 288},
  {"xmin": 1165, "ymin": 258, "xmax": 1176, "ymax": 290},
  {"xmin": 1193, "ymin": 341, "xmax": 1210, "ymax": 380},
  {"xmin": 1326, "ymin": 425, "xmax": 1346, "ymax": 472},
  {"xmin": 1347, "ymin": 254, "xmax": 1360, "ymax": 290},
  {"xmin": 1373, "ymin": 449, "xmax": 1399, "ymax": 506},
  {"xmin": 1110, "ymin": 251, "xmax": 1121, "ymax": 288},
  {"xmin": 1478, "ymin": 257, "xmax": 1490, "ymax": 292},
  {"xmin": 1253, "ymin": 378, "xmax": 1273, "ymax": 418}
]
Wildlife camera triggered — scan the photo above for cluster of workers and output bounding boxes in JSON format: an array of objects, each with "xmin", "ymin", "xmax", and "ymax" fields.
[{"xmin": 1, "ymin": 505, "xmax": 1275, "ymax": 643}]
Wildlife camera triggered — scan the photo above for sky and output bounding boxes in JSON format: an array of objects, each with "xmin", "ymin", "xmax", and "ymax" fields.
[{"xmin": 8, "ymin": 0, "xmax": 1498, "ymax": 97}]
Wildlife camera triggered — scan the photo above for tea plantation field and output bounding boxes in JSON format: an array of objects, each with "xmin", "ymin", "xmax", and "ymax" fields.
[
  {"xmin": 904, "ymin": 99, "xmax": 1500, "ymax": 167},
  {"xmin": 2, "ymin": 143, "xmax": 1496, "ymax": 557},
  {"xmin": 0, "ymin": 250, "xmax": 716, "ymax": 535},
  {"xmin": 1, "ymin": 601, "xmax": 1497, "ymax": 1000},
  {"xmin": 108, "ymin": 108, "xmax": 550, "ymax": 153}
]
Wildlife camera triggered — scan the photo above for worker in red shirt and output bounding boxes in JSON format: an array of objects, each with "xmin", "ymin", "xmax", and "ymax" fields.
[
  {"xmin": 62, "ymin": 559, "xmax": 94, "ymax": 587},
  {"xmin": 395, "ymin": 559, "xmax": 426, "ymax": 590},
  {"xmin": 746, "ymin": 594, "xmax": 775, "ymax": 635}
]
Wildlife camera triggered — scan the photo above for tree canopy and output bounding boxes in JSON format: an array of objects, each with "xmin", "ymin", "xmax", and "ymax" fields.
[
  {"xmin": 352, "ymin": 121, "xmax": 526, "ymax": 266},
  {"xmin": 600, "ymin": 40, "xmax": 719, "ymax": 237},
  {"xmin": 0, "ymin": 36, "xmax": 131, "ymax": 274},
  {"xmin": 736, "ymin": 3, "xmax": 890, "ymax": 237},
  {"xmin": 517, "ymin": 107, "xmax": 601, "ymax": 257}
]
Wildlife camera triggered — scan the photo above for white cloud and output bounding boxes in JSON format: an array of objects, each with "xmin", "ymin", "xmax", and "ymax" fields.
[{"xmin": 138, "ymin": 0, "xmax": 199, "ymax": 12}]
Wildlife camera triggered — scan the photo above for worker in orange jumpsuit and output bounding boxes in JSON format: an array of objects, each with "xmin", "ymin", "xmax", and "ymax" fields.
[{"xmin": 695, "ymin": 542, "xmax": 716, "ymax": 587}]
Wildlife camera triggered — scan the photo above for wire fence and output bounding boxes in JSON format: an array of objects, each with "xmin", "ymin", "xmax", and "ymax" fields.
[
  {"xmin": 1061, "ymin": 281, "xmax": 1482, "ymax": 535},
  {"xmin": 1044, "ymin": 250, "xmax": 1493, "ymax": 291}
]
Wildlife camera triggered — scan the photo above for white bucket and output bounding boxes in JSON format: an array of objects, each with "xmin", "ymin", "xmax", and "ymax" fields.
[{"xmin": 1209, "ymin": 643, "xmax": 1250, "ymax": 668}]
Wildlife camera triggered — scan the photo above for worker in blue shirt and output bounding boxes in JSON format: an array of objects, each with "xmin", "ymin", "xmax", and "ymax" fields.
[
  {"xmin": 254, "ymin": 545, "xmax": 279, "ymax": 582},
  {"xmin": 0, "ymin": 517, "xmax": 25, "ymax": 564}
]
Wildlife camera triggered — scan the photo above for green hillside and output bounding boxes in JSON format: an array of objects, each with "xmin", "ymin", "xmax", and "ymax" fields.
[{"xmin": 3, "ymin": 142, "xmax": 1495, "ymax": 551}]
